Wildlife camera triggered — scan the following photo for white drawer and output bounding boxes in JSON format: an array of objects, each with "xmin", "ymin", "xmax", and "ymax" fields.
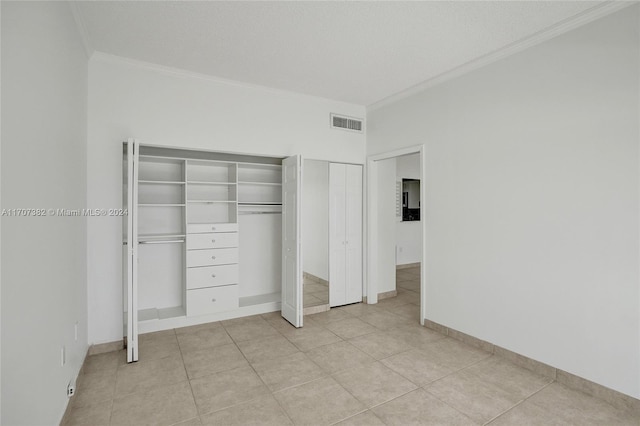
[
  {"xmin": 186, "ymin": 248, "xmax": 238, "ymax": 267},
  {"xmin": 187, "ymin": 232, "xmax": 238, "ymax": 250},
  {"xmin": 186, "ymin": 285, "xmax": 239, "ymax": 316},
  {"xmin": 187, "ymin": 223, "xmax": 238, "ymax": 234},
  {"xmin": 187, "ymin": 264, "xmax": 238, "ymax": 289}
]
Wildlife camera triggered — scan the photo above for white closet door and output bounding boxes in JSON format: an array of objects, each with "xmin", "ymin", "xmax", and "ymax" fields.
[
  {"xmin": 345, "ymin": 164, "xmax": 363, "ymax": 304},
  {"xmin": 329, "ymin": 163, "xmax": 363, "ymax": 307},
  {"xmin": 125, "ymin": 138, "xmax": 139, "ymax": 362},
  {"xmin": 281, "ymin": 155, "xmax": 303, "ymax": 327},
  {"xmin": 329, "ymin": 163, "xmax": 347, "ymax": 307}
]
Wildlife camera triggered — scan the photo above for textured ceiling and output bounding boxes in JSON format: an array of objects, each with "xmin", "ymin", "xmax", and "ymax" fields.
[{"xmin": 75, "ymin": 1, "xmax": 605, "ymax": 106}]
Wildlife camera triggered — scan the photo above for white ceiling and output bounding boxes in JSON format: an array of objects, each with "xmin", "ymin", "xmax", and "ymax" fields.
[{"xmin": 74, "ymin": 1, "xmax": 606, "ymax": 106}]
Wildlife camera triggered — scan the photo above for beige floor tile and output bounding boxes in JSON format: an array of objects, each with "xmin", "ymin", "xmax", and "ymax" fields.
[
  {"xmin": 425, "ymin": 356, "xmax": 552, "ymax": 424},
  {"xmin": 381, "ymin": 349, "xmax": 453, "ymax": 386},
  {"xmin": 348, "ymin": 332, "xmax": 413, "ymax": 360},
  {"xmin": 359, "ymin": 310, "xmax": 413, "ymax": 330},
  {"xmin": 251, "ymin": 351, "xmax": 326, "ymax": 392},
  {"xmin": 377, "ymin": 295, "xmax": 415, "ymax": 310},
  {"xmin": 82, "ymin": 349, "xmax": 126, "ymax": 374},
  {"xmin": 262, "ymin": 314, "xmax": 308, "ymax": 335},
  {"xmin": 333, "ymin": 303, "xmax": 382, "ymax": 317},
  {"xmin": 420, "ymin": 337, "xmax": 491, "ymax": 370},
  {"xmin": 397, "ymin": 280, "xmax": 420, "ymax": 292},
  {"xmin": 397, "ymin": 290, "xmax": 421, "ymax": 306},
  {"xmin": 333, "ymin": 361, "xmax": 417, "ymax": 408},
  {"xmin": 190, "ymin": 365, "xmax": 270, "ymax": 416},
  {"xmin": 388, "ymin": 303, "xmax": 421, "ymax": 320},
  {"xmin": 304, "ymin": 283, "xmax": 327, "ymax": 294},
  {"xmin": 335, "ymin": 410, "xmax": 386, "ymax": 426},
  {"xmin": 324, "ymin": 317, "xmax": 378, "ymax": 339},
  {"xmin": 71, "ymin": 369, "xmax": 116, "ymax": 408},
  {"xmin": 62, "ymin": 399, "xmax": 112, "ymax": 426},
  {"xmin": 274, "ymin": 377, "xmax": 366, "ymax": 425},
  {"xmin": 236, "ymin": 334, "xmax": 300, "ymax": 363},
  {"xmin": 138, "ymin": 330, "xmax": 181, "ymax": 361},
  {"xmin": 176, "ymin": 322, "xmax": 233, "ymax": 353},
  {"xmin": 110, "ymin": 381, "xmax": 197, "ymax": 426},
  {"xmin": 372, "ymin": 388, "xmax": 476, "ymax": 426},
  {"xmin": 306, "ymin": 341, "xmax": 376, "ymax": 375},
  {"xmin": 304, "ymin": 293, "xmax": 323, "ymax": 307},
  {"xmin": 489, "ymin": 382, "xmax": 640, "ymax": 426},
  {"xmin": 221, "ymin": 316, "xmax": 281, "ymax": 342},
  {"xmin": 307, "ymin": 309, "xmax": 354, "ymax": 325},
  {"xmin": 199, "ymin": 394, "xmax": 293, "ymax": 425},
  {"xmin": 115, "ymin": 354, "xmax": 188, "ymax": 396},
  {"xmin": 138, "ymin": 329, "xmax": 176, "ymax": 344},
  {"xmin": 181, "ymin": 343, "xmax": 248, "ymax": 379},
  {"xmin": 172, "ymin": 417, "xmax": 202, "ymax": 426},
  {"xmin": 385, "ymin": 322, "xmax": 447, "ymax": 351},
  {"xmin": 284, "ymin": 326, "xmax": 343, "ymax": 352},
  {"xmin": 310, "ymin": 291, "xmax": 329, "ymax": 303}
]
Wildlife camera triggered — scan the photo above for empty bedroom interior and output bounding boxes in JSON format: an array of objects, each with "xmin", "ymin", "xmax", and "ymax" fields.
[{"xmin": 2, "ymin": 1, "xmax": 640, "ymax": 424}]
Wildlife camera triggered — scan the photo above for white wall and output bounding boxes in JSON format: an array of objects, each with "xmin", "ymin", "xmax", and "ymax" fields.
[
  {"xmin": 376, "ymin": 158, "xmax": 397, "ymax": 294},
  {"xmin": 1, "ymin": 2, "xmax": 88, "ymax": 424},
  {"xmin": 396, "ymin": 154, "xmax": 422, "ymax": 265},
  {"xmin": 87, "ymin": 55, "xmax": 365, "ymax": 344},
  {"xmin": 303, "ymin": 160, "xmax": 329, "ymax": 280},
  {"xmin": 369, "ymin": 7, "xmax": 640, "ymax": 398}
]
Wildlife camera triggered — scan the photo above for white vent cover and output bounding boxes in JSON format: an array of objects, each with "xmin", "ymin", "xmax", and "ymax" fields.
[{"xmin": 330, "ymin": 114, "xmax": 363, "ymax": 133}]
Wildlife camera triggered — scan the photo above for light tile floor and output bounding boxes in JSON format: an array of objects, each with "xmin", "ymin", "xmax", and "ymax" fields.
[{"xmin": 64, "ymin": 267, "xmax": 638, "ymax": 425}]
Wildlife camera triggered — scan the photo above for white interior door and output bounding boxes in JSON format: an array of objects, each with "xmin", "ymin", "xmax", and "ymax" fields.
[
  {"xmin": 126, "ymin": 139, "xmax": 139, "ymax": 362},
  {"xmin": 345, "ymin": 164, "xmax": 363, "ymax": 304},
  {"xmin": 330, "ymin": 163, "xmax": 363, "ymax": 307},
  {"xmin": 329, "ymin": 163, "xmax": 347, "ymax": 307},
  {"xmin": 282, "ymin": 155, "xmax": 303, "ymax": 327}
]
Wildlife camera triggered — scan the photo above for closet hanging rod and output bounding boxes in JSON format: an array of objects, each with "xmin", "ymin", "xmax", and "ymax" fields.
[
  {"xmin": 238, "ymin": 211, "xmax": 282, "ymax": 215},
  {"xmin": 138, "ymin": 239, "xmax": 185, "ymax": 245}
]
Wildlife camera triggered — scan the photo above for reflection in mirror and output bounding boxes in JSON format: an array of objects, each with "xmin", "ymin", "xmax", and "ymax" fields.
[
  {"xmin": 402, "ymin": 178, "xmax": 420, "ymax": 221},
  {"xmin": 302, "ymin": 160, "xmax": 329, "ymax": 309}
]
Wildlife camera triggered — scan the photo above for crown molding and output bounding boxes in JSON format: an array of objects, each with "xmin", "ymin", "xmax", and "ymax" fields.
[
  {"xmin": 67, "ymin": 2, "xmax": 94, "ymax": 58},
  {"xmin": 367, "ymin": 1, "xmax": 636, "ymax": 112}
]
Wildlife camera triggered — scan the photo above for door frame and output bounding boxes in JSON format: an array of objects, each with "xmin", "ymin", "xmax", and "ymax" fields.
[{"xmin": 366, "ymin": 144, "xmax": 426, "ymax": 325}]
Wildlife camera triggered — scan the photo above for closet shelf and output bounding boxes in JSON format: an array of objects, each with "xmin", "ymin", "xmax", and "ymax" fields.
[
  {"xmin": 138, "ymin": 203, "xmax": 185, "ymax": 207},
  {"xmin": 238, "ymin": 202, "xmax": 282, "ymax": 206},
  {"xmin": 238, "ymin": 181, "xmax": 282, "ymax": 186},
  {"xmin": 188, "ymin": 200, "xmax": 236, "ymax": 204},
  {"xmin": 187, "ymin": 181, "xmax": 236, "ymax": 186},
  {"xmin": 139, "ymin": 180, "xmax": 185, "ymax": 185}
]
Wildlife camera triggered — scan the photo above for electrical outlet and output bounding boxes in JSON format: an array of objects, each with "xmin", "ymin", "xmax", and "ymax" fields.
[
  {"xmin": 67, "ymin": 382, "xmax": 75, "ymax": 398},
  {"xmin": 61, "ymin": 346, "xmax": 65, "ymax": 366}
]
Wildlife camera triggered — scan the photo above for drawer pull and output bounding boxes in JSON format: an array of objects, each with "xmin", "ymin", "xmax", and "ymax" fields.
[
  {"xmin": 212, "ymin": 239, "xmax": 216, "ymax": 243},
  {"xmin": 211, "ymin": 298, "xmax": 217, "ymax": 302},
  {"xmin": 211, "ymin": 274, "xmax": 216, "ymax": 278},
  {"xmin": 211, "ymin": 256, "xmax": 216, "ymax": 260},
  {"xmin": 211, "ymin": 227, "xmax": 216, "ymax": 231}
]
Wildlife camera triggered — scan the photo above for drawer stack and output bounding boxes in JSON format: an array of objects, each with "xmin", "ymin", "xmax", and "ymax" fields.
[{"xmin": 186, "ymin": 223, "xmax": 239, "ymax": 316}]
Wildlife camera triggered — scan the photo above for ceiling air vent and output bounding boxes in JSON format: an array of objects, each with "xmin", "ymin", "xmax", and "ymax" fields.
[{"xmin": 331, "ymin": 114, "xmax": 364, "ymax": 133}]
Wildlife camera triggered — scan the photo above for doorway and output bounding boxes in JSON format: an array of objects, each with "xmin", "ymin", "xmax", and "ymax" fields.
[{"xmin": 367, "ymin": 145, "xmax": 426, "ymax": 325}]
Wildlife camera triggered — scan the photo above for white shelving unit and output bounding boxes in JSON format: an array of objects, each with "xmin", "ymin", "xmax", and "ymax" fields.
[{"xmin": 123, "ymin": 141, "xmax": 297, "ymax": 362}]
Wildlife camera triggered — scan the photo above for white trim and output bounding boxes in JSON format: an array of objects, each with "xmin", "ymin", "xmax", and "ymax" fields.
[
  {"xmin": 367, "ymin": 145, "xmax": 426, "ymax": 326},
  {"xmin": 68, "ymin": 2, "xmax": 94, "ymax": 58},
  {"xmin": 368, "ymin": 1, "xmax": 635, "ymax": 112},
  {"xmin": 91, "ymin": 52, "xmax": 364, "ymax": 109}
]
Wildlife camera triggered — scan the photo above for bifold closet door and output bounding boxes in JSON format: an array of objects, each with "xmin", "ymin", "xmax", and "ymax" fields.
[
  {"xmin": 281, "ymin": 155, "xmax": 303, "ymax": 327},
  {"xmin": 125, "ymin": 139, "xmax": 139, "ymax": 362},
  {"xmin": 329, "ymin": 163, "xmax": 363, "ymax": 307}
]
